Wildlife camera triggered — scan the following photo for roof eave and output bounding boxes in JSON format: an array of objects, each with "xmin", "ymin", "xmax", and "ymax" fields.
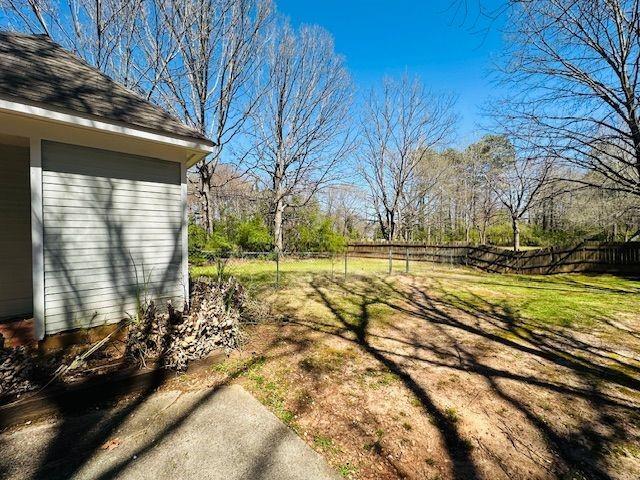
[
  {"xmin": 185, "ymin": 150, "xmax": 213, "ymax": 168},
  {"xmin": 0, "ymin": 95, "xmax": 215, "ymax": 155}
]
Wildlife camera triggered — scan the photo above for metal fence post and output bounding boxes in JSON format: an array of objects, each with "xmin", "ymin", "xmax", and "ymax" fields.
[
  {"xmin": 388, "ymin": 246, "xmax": 392, "ymax": 275},
  {"xmin": 344, "ymin": 249, "xmax": 348, "ymax": 280},
  {"xmin": 331, "ymin": 253, "xmax": 334, "ymax": 280}
]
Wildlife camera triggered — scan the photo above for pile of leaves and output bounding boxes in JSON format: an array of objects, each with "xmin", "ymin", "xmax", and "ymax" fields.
[
  {"xmin": 0, "ymin": 337, "xmax": 36, "ymax": 398},
  {"xmin": 125, "ymin": 277, "xmax": 247, "ymax": 371}
]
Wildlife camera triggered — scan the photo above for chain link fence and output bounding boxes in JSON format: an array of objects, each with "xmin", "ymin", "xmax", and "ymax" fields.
[
  {"xmin": 191, "ymin": 241, "xmax": 640, "ymax": 289},
  {"xmin": 190, "ymin": 248, "xmax": 440, "ymax": 288}
]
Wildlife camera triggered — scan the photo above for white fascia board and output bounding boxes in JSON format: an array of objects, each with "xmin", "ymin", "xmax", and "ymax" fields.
[{"xmin": 0, "ymin": 98, "xmax": 214, "ymax": 156}]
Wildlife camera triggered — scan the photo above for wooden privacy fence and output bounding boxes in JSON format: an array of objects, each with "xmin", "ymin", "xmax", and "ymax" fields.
[{"xmin": 347, "ymin": 242, "xmax": 640, "ymax": 275}]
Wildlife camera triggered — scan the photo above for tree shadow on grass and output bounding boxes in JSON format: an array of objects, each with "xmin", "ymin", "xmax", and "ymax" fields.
[
  {"xmin": 294, "ymin": 274, "xmax": 640, "ymax": 480},
  {"xmin": 305, "ymin": 277, "xmax": 481, "ymax": 480}
]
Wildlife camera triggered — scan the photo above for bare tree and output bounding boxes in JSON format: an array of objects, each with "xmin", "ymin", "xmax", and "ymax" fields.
[
  {"xmin": 322, "ymin": 183, "xmax": 368, "ymax": 238},
  {"xmin": 0, "ymin": 0, "xmax": 144, "ymax": 85},
  {"xmin": 492, "ymin": 0, "xmax": 640, "ymax": 198},
  {"xmin": 398, "ymin": 148, "xmax": 452, "ymax": 242},
  {"xmin": 150, "ymin": 0, "xmax": 271, "ymax": 233},
  {"xmin": 249, "ymin": 21, "xmax": 353, "ymax": 253},
  {"xmin": 2, "ymin": 1, "xmax": 273, "ymax": 237},
  {"xmin": 0, "ymin": 0, "xmax": 54, "ymax": 35},
  {"xmin": 466, "ymin": 135, "xmax": 511, "ymax": 244},
  {"xmin": 359, "ymin": 76, "xmax": 457, "ymax": 241},
  {"xmin": 490, "ymin": 137, "xmax": 552, "ymax": 251}
]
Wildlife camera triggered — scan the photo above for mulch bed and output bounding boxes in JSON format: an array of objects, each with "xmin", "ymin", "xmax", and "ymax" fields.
[
  {"xmin": 0, "ymin": 351, "xmax": 227, "ymax": 430},
  {"xmin": 0, "ymin": 277, "xmax": 250, "ymax": 428}
]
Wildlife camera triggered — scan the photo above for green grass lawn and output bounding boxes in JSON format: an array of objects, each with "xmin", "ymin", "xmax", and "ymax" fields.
[
  {"xmin": 192, "ymin": 256, "xmax": 441, "ymax": 286},
  {"xmin": 192, "ymin": 257, "xmax": 640, "ymax": 330},
  {"xmin": 419, "ymin": 265, "xmax": 640, "ymax": 330}
]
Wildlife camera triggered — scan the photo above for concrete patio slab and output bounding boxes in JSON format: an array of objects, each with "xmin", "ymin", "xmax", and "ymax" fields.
[{"xmin": 0, "ymin": 385, "xmax": 338, "ymax": 480}]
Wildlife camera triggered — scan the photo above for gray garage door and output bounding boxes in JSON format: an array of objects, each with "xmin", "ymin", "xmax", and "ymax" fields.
[
  {"xmin": 42, "ymin": 141, "xmax": 184, "ymax": 334},
  {"xmin": 0, "ymin": 145, "xmax": 32, "ymax": 321}
]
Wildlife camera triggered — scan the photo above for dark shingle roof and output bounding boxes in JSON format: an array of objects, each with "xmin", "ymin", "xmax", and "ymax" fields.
[{"xmin": 0, "ymin": 31, "xmax": 212, "ymax": 146}]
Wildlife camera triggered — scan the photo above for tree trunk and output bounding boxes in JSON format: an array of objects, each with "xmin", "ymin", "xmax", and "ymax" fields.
[
  {"xmin": 211, "ymin": 193, "xmax": 221, "ymax": 225},
  {"xmin": 198, "ymin": 159, "xmax": 215, "ymax": 235},
  {"xmin": 386, "ymin": 209, "xmax": 396, "ymax": 241},
  {"xmin": 465, "ymin": 213, "xmax": 470, "ymax": 244},
  {"xmin": 512, "ymin": 218, "xmax": 520, "ymax": 252},
  {"xmin": 273, "ymin": 197, "xmax": 285, "ymax": 253},
  {"xmin": 200, "ymin": 185, "xmax": 213, "ymax": 235},
  {"xmin": 376, "ymin": 211, "xmax": 388, "ymax": 241},
  {"xmin": 201, "ymin": 187, "xmax": 215, "ymax": 235}
]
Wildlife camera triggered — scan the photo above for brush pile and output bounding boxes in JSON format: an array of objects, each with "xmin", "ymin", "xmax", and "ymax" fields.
[
  {"xmin": 0, "ymin": 337, "xmax": 36, "ymax": 398},
  {"xmin": 125, "ymin": 277, "xmax": 247, "ymax": 371}
]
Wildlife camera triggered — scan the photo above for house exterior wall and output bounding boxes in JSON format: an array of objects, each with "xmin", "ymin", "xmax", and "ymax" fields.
[
  {"xmin": 0, "ymin": 144, "xmax": 32, "ymax": 320},
  {"xmin": 41, "ymin": 141, "xmax": 185, "ymax": 334},
  {"xmin": 0, "ymin": 109, "xmax": 202, "ymax": 338}
]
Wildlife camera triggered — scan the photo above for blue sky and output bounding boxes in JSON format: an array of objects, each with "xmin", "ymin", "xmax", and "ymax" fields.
[{"xmin": 277, "ymin": 0, "xmax": 507, "ymax": 147}]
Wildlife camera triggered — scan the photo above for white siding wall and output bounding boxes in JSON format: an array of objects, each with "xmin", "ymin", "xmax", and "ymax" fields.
[
  {"xmin": 0, "ymin": 145, "xmax": 32, "ymax": 320},
  {"xmin": 42, "ymin": 141, "xmax": 184, "ymax": 334}
]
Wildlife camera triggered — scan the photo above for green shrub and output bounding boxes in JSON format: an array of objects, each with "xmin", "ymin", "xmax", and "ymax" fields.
[
  {"xmin": 189, "ymin": 210, "xmax": 347, "ymax": 257},
  {"xmin": 486, "ymin": 222, "xmax": 515, "ymax": 246},
  {"xmin": 188, "ymin": 222, "xmax": 208, "ymax": 252},
  {"xmin": 315, "ymin": 219, "xmax": 347, "ymax": 253},
  {"xmin": 188, "ymin": 221, "xmax": 234, "ymax": 263},
  {"xmin": 204, "ymin": 230, "xmax": 235, "ymax": 253},
  {"xmin": 234, "ymin": 217, "xmax": 272, "ymax": 252},
  {"xmin": 486, "ymin": 222, "xmax": 569, "ymax": 248},
  {"xmin": 293, "ymin": 217, "xmax": 346, "ymax": 252}
]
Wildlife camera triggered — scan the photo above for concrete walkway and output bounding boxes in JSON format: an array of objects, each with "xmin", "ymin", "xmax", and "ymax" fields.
[{"xmin": 0, "ymin": 385, "xmax": 338, "ymax": 480}]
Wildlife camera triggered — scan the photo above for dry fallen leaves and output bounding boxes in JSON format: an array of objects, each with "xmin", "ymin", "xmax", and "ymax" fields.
[{"xmin": 101, "ymin": 437, "xmax": 123, "ymax": 451}]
